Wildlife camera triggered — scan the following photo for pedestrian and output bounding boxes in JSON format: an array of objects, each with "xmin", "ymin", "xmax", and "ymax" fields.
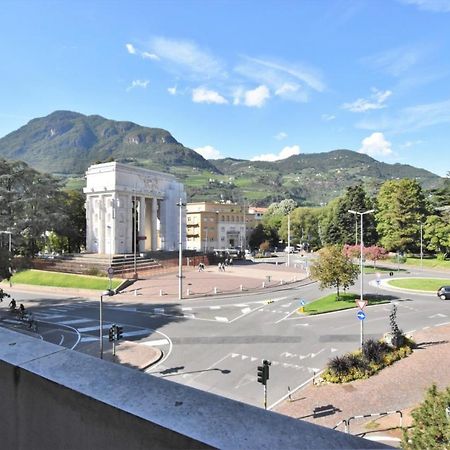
[{"xmin": 19, "ymin": 303, "xmax": 25, "ymax": 319}]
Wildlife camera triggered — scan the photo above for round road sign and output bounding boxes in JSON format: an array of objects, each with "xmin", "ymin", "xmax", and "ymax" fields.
[
  {"xmin": 107, "ymin": 267, "xmax": 114, "ymax": 278},
  {"xmin": 357, "ymin": 311, "xmax": 366, "ymax": 320}
]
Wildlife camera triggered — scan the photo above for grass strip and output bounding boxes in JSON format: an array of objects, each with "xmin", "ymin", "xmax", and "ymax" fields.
[
  {"xmin": 10, "ymin": 269, "xmax": 122, "ymax": 291},
  {"xmin": 388, "ymin": 278, "xmax": 450, "ymax": 291},
  {"xmin": 303, "ymin": 292, "xmax": 392, "ymax": 315}
]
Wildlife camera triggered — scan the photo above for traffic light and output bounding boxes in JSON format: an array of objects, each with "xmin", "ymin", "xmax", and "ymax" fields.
[
  {"xmin": 116, "ymin": 325, "xmax": 123, "ymax": 340},
  {"xmin": 108, "ymin": 325, "xmax": 116, "ymax": 342},
  {"xmin": 263, "ymin": 360, "xmax": 270, "ymax": 381},
  {"xmin": 257, "ymin": 365, "xmax": 266, "ymax": 385}
]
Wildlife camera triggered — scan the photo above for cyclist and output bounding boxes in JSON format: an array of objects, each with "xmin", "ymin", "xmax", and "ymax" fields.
[
  {"xmin": 18, "ymin": 303, "xmax": 25, "ymax": 319},
  {"xmin": 8, "ymin": 298, "xmax": 16, "ymax": 310}
]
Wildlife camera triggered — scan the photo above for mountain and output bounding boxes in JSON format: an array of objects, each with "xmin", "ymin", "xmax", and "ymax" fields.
[
  {"xmin": 0, "ymin": 110, "xmax": 219, "ymax": 175},
  {"xmin": 0, "ymin": 111, "xmax": 442, "ymax": 206}
]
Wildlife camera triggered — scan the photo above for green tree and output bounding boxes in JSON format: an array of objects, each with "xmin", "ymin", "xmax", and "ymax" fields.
[
  {"xmin": 402, "ymin": 384, "xmax": 450, "ymax": 449},
  {"xmin": 376, "ymin": 179, "xmax": 428, "ymax": 253},
  {"xmin": 310, "ymin": 245, "xmax": 359, "ymax": 299},
  {"xmin": 424, "ymin": 214, "xmax": 450, "ymax": 258}
]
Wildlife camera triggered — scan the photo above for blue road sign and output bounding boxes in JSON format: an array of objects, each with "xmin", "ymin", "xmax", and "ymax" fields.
[
  {"xmin": 300, "ymin": 299, "xmax": 305, "ymax": 306},
  {"xmin": 357, "ymin": 311, "xmax": 366, "ymax": 320}
]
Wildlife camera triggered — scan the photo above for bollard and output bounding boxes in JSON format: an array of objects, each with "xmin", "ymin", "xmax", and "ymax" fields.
[
  {"xmin": 280, "ymin": 280, "xmax": 284, "ymax": 285},
  {"xmin": 276, "ymin": 261, "xmax": 278, "ymax": 266},
  {"xmin": 262, "ymin": 281, "xmax": 265, "ymax": 288},
  {"xmin": 288, "ymin": 386, "xmax": 292, "ymax": 402},
  {"xmin": 312, "ymin": 370, "xmax": 316, "ymax": 385},
  {"xmin": 240, "ymin": 284, "xmax": 243, "ymax": 292},
  {"xmin": 134, "ymin": 289, "xmax": 137, "ymax": 296},
  {"xmin": 214, "ymin": 287, "xmax": 218, "ymax": 294},
  {"xmin": 186, "ymin": 289, "xmax": 190, "ymax": 296},
  {"xmin": 159, "ymin": 289, "xmax": 163, "ymax": 296},
  {"xmin": 293, "ymin": 276, "xmax": 297, "ymax": 282}
]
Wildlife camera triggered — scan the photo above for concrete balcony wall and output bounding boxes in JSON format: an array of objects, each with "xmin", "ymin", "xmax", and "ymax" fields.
[{"xmin": 0, "ymin": 328, "xmax": 390, "ymax": 450}]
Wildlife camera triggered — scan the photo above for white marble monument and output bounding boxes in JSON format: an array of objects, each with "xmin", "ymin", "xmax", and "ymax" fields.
[{"xmin": 84, "ymin": 162, "xmax": 186, "ymax": 255}]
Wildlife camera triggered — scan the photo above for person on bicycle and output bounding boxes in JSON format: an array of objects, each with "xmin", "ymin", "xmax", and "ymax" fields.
[
  {"xmin": 9, "ymin": 298, "xmax": 16, "ymax": 310},
  {"xmin": 19, "ymin": 303, "xmax": 25, "ymax": 319}
]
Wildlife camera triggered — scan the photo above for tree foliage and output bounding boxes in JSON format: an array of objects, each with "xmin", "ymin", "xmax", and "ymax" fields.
[
  {"xmin": 424, "ymin": 213, "xmax": 450, "ymax": 258},
  {"xmin": 402, "ymin": 383, "xmax": 450, "ymax": 449},
  {"xmin": 376, "ymin": 179, "xmax": 429, "ymax": 252},
  {"xmin": 309, "ymin": 245, "xmax": 359, "ymax": 298}
]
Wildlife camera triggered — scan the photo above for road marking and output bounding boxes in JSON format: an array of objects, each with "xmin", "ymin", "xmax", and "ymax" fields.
[
  {"xmin": 35, "ymin": 313, "xmax": 66, "ymax": 320},
  {"xmin": 77, "ymin": 324, "xmax": 111, "ymax": 333},
  {"xmin": 122, "ymin": 329, "xmax": 151, "ymax": 338},
  {"xmin": 210, "ymin": 306, "xmax": 221, "ymax": 310},
  {"xmin": 241, "ymin": 307, "xmax": 251, "ymax": 314},
  {"xmin": 215, "ymin": 316, "xmax": 229, "ymax": 322},
  {"xmin": 181, "ymin": 307, "xmax": 192, "ymax": 311},
  {"xmin": 294, "ymin": 323, "xmax": 310, "ymax": 327},
  {"xmin": 2, "ymin": 319, "xmax": 22, "ymax": 325},
  {"xmin": 80, "ymin": 336, "xmax": 98, "ymax": 343},
  {"xmin": 236, "ymin": 303, "xmax": 248, "ymax": 307},
  {"xmin": 429, "ymin": 313, "xmax": 447, "ymax": 319},
  {"xmin": 58, "ymin": 334, "xmax": 65, "ymax": 346},
  {"xmin": 60, "ymin": 318, "xmax": 92, "ymax": 325},
  {"xmin": 183, "ymin": 313, "xmax": 195, "ymax": 319},
  {"xmin": 435, "ymin": 321, "xmax": 450, "ymax": 327},
  {"xmin": 234, "ymin": 373, "xmax": 255, "ymax": 389},
  {"xmin": 153, "ymin": 307, "xmax": 164, "ymax": 314},
  {"xmin": 140, "ymin": 338, "xmax": 170, "ymax": 346}
]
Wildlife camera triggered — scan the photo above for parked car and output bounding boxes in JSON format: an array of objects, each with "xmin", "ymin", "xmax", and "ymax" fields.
[{"xmin": 437, "ymin": 286, "xmax": 450, "ymax": 300}]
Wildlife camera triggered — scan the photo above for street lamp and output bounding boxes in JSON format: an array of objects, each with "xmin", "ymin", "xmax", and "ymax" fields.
[
  {"xmin": 177, "ymin": 198, "xmax": 186, "ymax": 300},
  {"xmin": 349, "ymin": 211, "xmax": 358, "ymax": 245},
  {"xmin": 418, "ymin": 221, "xmax": 423, "ymax": 269},
  {"xmin": 348, "ymin": 209, "xmax": 375, "ymax": 347},
  {"xmin": 99, "ymin": 289, "xmax": 114, "ymax": 359},
  {"xmin": 287, "ymin": 213, "xmax": 291, "ymax": 267}
]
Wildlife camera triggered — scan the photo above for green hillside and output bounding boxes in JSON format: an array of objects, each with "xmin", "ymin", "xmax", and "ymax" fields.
[{"xmin": 0, "ymin": 111, "xmax": 442, "ymax": 206}]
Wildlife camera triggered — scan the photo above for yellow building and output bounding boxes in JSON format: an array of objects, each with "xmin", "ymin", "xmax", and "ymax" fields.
[{"xmin": 186, "ymin": 202, "xmax": 250, "ymax": 252}]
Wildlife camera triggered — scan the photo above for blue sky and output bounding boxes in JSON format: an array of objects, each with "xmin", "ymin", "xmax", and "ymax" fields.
[{"xmin": 1, "ymin": 0, "xmax": 450, "ymax": 176}]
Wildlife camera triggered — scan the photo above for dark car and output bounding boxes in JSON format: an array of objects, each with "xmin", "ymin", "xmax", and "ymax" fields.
[{"xmin": 437, "ymin": 286, "xmax": 450, "ymax": 300}]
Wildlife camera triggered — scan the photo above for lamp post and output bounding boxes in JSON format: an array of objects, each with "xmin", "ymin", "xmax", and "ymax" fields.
[
  {"xmin": 349, "ymin": 211, "xmax": 358, "ymax": 245},
  {"xmin": 287, "ymin": 213, "xmax": 291, "ymax": 267},
  {"xmin": 419, "ymin": 221, "xmax": 423, "ymax": 269},
  {"xmin": 133, "ymin": 191, "xmax": 138, "ymax": 279},
  {"xmin": 177, "ymin": 198, "xmax": 186, "ymax": 300},
  {"xmin": 99, "ymin": 289, "xmax": 114, "ymax": 359},
  {"xmin": 348, "ymin": 209, "xmax": 374, "ymax": 347}
]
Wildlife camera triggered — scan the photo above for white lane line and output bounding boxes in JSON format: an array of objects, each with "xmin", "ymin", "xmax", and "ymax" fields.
[
  {"xmin": 60, "ymin": 318, "xmax": 92, "ymax": 325},
  {"xmin": 435, "ymin": 321, "xmax": 450, "ymax": 327},
  {"xmin": 182, "ymin": 307, "xmax": 192, "ymax": 311},
  {"xmin": 2, "ymin": 318, "xmax": 22, "ymax": 324},
  {"xmin": 236, "ymin": 304, "xmax": 248, "ymax": 307},
  {"xmin": 141, "ymin": 338, "xmax": 169, "ymax": 346},
  {"xmin": 215, "ymin": 316, "xmax": 229, "ymax": 322},
  {"xmin": 58, "ymin": 334, "xmax": 65, "ymax": 346},
  {"xmin": 241, "ymin": 307, "xmax": 251, "ymax": 314},
  {"xmin": 78, "ymin": 324, "xmax": 111, "ymax": 333},
  {"xmin": 275, "ymin": 306, "xmax": 300, "ymax": 324},
  {"xmin": 210, "ymin": 306, "xmax": 221, "ymax": 310},
  {"xmin": 153, "ymin": 308, "xmax": 164, "ymax": 313},
  {"xmin": 35, "ymin": 314, "xmax": 66, "ymax": 320},
  {"xmin": 122, "ymin": 329, "xmax": 151, "ymax": 338},
  {"xmin": 145, "ymin": 329, "xmax": 173, "ymax": 372},
  {"xmin": 80, "ymin": 336, "xmax": 98, "ymax": 343},
  {"xmin": 429, "ymin": 313, "xmax": 447, "ymax": 319},
  {"xmin": 183, "ymin": 313, "xmax": 195, "ymax": 319}
]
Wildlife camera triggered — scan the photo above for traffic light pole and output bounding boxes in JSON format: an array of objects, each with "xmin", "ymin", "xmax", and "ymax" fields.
[{"xmin": 264, "ymin": 384, "xmax": 267, "ymax": 410}]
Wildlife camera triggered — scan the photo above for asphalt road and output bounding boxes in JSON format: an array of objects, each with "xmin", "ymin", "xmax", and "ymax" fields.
[{"xmin": 1, "ymin": 268, "xmax": 449, "ymax": 410}]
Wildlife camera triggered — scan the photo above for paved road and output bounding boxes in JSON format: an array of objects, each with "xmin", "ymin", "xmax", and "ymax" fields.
[{"xmin": 1, "ymin": 268, "xmax": 449, "ymax": 410}]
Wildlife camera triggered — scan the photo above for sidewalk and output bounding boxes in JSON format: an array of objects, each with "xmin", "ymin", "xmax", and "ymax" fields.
[{"xmin": 274, "ymin": 324, "xmax": 450, "ymax": 443}]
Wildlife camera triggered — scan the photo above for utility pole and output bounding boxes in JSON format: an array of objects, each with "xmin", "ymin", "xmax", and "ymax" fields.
[
  {"xmin": 348, "ymin": 209, "xmax": 374, "ymax": 348},
  {"xmin": 177, "ymin": 198, "xmax": 186, "ymax": 300},
  {"xmin": 287, "ymin": 213, "xmax": 291, "ymax": 267}
]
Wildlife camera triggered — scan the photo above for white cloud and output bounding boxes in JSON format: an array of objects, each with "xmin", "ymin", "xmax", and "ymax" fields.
[
  {"xmin": 194, "ymin": 145, "xmax": 223, "ymax": 159},
  {"xmin": 126, "ymin": 79, "xmax": 150, "ymax": 91},
  {"xmin": 192, "ymin": 87, "xmax": 228, "ymax": 104},
  {"xmin": 357, "ymin": 98, "xmax": 450, "ymax": 132},
  {"xmin": 321, "ymin": 114, "xmax": 336, "ymax": 121},
  {"xmin": 358, "ymin": 132, "xmax": 393, "ymax": 157},
  {"xmin": 126, "ymin": 43, "xmax": 136, "ymax": 55},
  {"xmin": 399, "ymin": 0, "xmax": 450, "ymax": 12},
  {"xmin": 142, "ymin": 51, "xmax": 159, "ymax": 60},
  {"xmin": 167, "ymin": 86, "xmax": 177, "ymax": 95},
  {"xmin": 275, "ymin": 131, "xmax": 288, "ymax": 140},
  {"xmin": 342, "ymin": 88, "xmax": 392, "ymax": 112},
  {"xmin": 251, "ymin": 144, "xmax": 301, "ymax": 162},
  {"xmin": 399, "ymin": 139, "xmax": 424, "ymax": 148},
  {"xmin": 149, "ymin": 36, "xmax": 226, "ymax": 79},
  {"xmin": 243, "ymin": 85, "xmax": 270, "ymax": 108}
]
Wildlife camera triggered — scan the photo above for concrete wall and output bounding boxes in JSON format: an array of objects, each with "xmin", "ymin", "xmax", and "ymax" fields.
[{"xmin": 0, "ymin": 328, "xmax": 390, "ymax": 450}]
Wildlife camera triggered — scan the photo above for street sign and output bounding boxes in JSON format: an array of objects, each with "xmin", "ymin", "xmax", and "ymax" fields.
[
  {"xmin": 356, "ymin": 299, "xmax": 367, "ymax": 310},
  {"xmin": 107, "ymin": 267, "xmax": 114, "ymax": 279},
  {"xmin": 357, "ymin": 311, "xmax": 366, "ymax": 320},
  {"xmin": 300, "ymin": 299, "xmax": 305, "ymax": 306}
]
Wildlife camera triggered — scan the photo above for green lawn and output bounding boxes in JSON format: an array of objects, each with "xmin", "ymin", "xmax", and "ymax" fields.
[
  {"xmin": 388, "ymin": 278, "xmax": 450, "ymax": 292},
  {"xmin": 10, "ymin": 269, "xmax": 122, "ymax": 291},
  {"xmin": 303, "ymin": 292, "xmax": 392, "ymax": 315},
  {"xmin": 404, "ymin": 257, "xmax": 450, "ymax": 270}
]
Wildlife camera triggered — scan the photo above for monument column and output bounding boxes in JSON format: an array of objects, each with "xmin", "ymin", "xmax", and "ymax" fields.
[
  {"xmin": 151, "ymin": 197, "xmax": 158, "ymax": 250},
  {"xmin": 138, "ymin": 196, "xmax": 146, "ymax": 252}
]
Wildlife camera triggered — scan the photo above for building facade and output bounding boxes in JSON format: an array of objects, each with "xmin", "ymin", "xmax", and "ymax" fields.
[
  {"xmin": 84, "ymin": 162, "xmax": 185, "ymax": 255},
  {"xmin": 186, "ymin": 202, "xmax": 247, "ymax": 252}
]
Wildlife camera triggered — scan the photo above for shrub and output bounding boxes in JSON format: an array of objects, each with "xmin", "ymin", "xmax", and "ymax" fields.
[
  {"xmin": 328, "ymin": 355, "xmax": 351, "ymax": 376},
  {"xmin": 362, "ymin": 339, "xmax": 389, "ymax": 364}
]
